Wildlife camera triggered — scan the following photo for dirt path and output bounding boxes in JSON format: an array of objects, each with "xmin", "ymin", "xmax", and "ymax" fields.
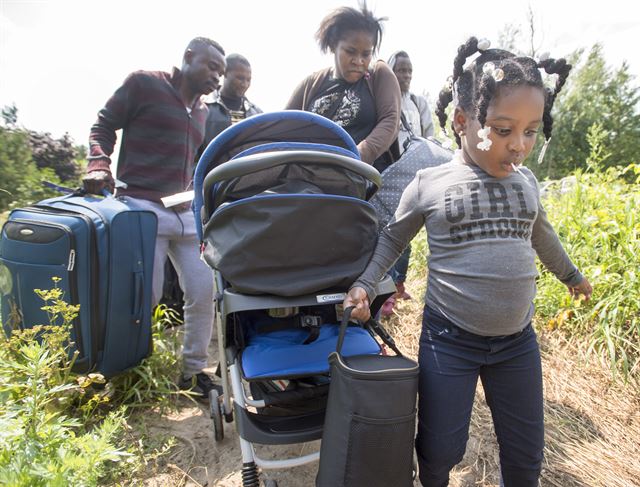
[{"xmin": 136, "ymin": 301, "xmax": 640, "ymax": 487}]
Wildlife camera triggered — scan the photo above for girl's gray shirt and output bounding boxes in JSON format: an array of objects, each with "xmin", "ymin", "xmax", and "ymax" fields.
[{"xmin": 354, "ymin": 154, "xmax": 583, "ymax": 336}]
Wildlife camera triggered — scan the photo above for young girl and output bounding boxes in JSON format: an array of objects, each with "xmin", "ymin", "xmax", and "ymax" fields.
[{"xmin": 344, "ymin": 37, "xmax": 593, "ymax": 487}]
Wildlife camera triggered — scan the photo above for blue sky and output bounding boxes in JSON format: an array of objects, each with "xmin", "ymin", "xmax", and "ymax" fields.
[{"xmin": 1, "ymin": 0, "xmax": 637, "ymax": 145}]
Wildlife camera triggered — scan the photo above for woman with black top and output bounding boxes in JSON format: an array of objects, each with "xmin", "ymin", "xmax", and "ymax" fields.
[{"xmin": 285, "ymin": 4, "xmax": 401, "ymax": 167}]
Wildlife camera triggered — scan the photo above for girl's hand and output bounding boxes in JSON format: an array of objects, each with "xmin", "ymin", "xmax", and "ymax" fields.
[
  {"xmin": 344, "ymin": 287, "xmax": 371, "ymax": 322},
  {"xmin": 568, "ymin": 277, "xmax": 593, "ymax": 301}
]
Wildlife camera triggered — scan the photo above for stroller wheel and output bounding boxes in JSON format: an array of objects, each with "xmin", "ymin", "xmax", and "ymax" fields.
[
  {"xmin": 224, "ymin": 408, "xmax": 234, "ymax": 423},
  {"xmin": 209, "ymin": 389, "xmax": 224, "ymax": 442}
]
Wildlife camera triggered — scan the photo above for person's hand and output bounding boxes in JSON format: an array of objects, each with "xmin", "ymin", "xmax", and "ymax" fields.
[
  {"xmin": 82, "ymin": 170, "xmax": 115, "ymax": 195},
  {"xmin": 568, "ymin": 277, "xmax": 593, "ymax": 301},
  {"xmin": 344, "ymin": 287, "xmax": 371, "ymax": 322}
]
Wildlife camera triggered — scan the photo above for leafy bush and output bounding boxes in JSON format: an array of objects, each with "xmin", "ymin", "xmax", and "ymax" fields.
[
  {"xmin": 0, "ymin": 105, "xmax": 85, "ymax": 212},
  {"xmin": 535, "ymin": 160, "xmax": 640, "ymax": 378},
  {"xmin": 0, "ymin": 283, "xmax": 185, "ymax": 485},
  {"xmin": 0, "ymin": 283, "xmax": 131, "ymax": 486},
  {"xmin": 0, "ymin": 127, "xmax": 63, "ymax": 211}
]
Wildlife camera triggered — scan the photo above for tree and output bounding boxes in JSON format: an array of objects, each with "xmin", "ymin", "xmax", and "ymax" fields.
[
  {"xmin": 0, "ymin": 105, "xmax": 83, "ymax": 211},
  {"xmin": 1, "ymin": 104, "xmax": 18, "ymax": 127},
  {"xmin": 0, "ymin": 127, "xmax": 60, "ymax": 210},
  {"xmin": 27, "ymin": 130, "xmax": 82, "ymax": 183},
  {"xmin": 535, "ymin": 45, "xmax": 640, "ymax": 179}
]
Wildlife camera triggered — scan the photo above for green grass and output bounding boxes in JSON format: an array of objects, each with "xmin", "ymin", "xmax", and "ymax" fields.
[
  {"xmin": 0, "ymin": 283, "xmax": 186, "ymax": 486},
  {"xmin": 535, "ymin": 164, "xmax": 640, "ymax": 378}
]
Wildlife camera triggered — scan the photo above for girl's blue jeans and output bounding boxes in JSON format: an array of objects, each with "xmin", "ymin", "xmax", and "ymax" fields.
[{"xmin": 416, "ymin": 306, "xmax": 544, "ymax": 487}]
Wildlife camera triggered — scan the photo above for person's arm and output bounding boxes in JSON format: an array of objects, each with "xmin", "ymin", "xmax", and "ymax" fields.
[
  {"xmin": 529, "ymin": 172, "xmax": 593, "ymax": 300},
  {"xmin": 357, "ymin": 61, "xmax": 401, "ymax": 164},
  {"xmin": 284, "ymin": 75, "xmax": 311, "ymax": 110},
  {"xmin": 84, "ymin": 72, "xmax": 141, "ymax": 193},
  {"xmin": 87, "ymin": 72, "xmax": 140, "ymax": 174},
  {"xmin": 415, "ymin": 95, "xmax": 435, "ymax": 138},
  {"xmin": 345, "ymin": 173, "xmax": 426, "ymax": 320}
]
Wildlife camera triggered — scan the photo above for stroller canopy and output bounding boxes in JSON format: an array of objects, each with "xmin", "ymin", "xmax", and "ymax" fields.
[
  {"xmin": 194, "ymin": 110, "xmax": 361, "ymax": 240},
  {"xmin": 193, "ymin": 111, "xmax": 382, "ymax": 297}
]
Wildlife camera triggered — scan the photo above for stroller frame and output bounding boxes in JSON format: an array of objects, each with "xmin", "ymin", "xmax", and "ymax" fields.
[
  {"xmin": 194, "ymin": 111, "xmax": 396, "ymax": 486},
  {"xmin": 211, "ymin": 270, "xmax": 396, "ymax": 480}
]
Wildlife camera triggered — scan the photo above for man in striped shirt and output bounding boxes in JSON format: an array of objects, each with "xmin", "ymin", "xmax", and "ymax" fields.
[{"xmin": 84, "ymin": 37, "xmax": 226, "ymax": 399}]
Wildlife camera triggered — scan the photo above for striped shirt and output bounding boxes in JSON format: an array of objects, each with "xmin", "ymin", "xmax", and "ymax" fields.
[{"xmin": 88, "ymin": 68, "xmax": 208, "ymax": 201}]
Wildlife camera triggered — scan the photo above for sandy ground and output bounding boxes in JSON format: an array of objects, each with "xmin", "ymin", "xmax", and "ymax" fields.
[
  {"xmin": 135, "ymin": 334, "xmax": 327, "ymax": 487},
  {"xmin": 132, "ymin": 299, "xmax": 640, "ymax": 487},
  {"xmin": 133, "ymin": 338, "xmax": 493, "ymax": 487}
]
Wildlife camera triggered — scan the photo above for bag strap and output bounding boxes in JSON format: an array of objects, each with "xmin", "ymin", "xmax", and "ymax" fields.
[
  {"xmin": 322, "ymin": 89, "xmax": 346, "ymax": 121},
  {"xmin": 365, "ymin": 318, "xmax": 404, "ymax": 357},
  {"xmin": 337, "ymin": 307, "xmax": 405, "ymax": 357},
  {"xmin": 336, "ymin": 306, "xmax": 354, "ymax": 355},
  {"xmin": 409, "ymin": 93, "xmax": 420, "ymax": 112}
]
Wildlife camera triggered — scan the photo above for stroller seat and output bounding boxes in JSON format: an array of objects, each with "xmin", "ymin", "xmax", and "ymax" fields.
[{"xmin": 241, "ymin": 324, "xmax": 381, "ymax": 380}]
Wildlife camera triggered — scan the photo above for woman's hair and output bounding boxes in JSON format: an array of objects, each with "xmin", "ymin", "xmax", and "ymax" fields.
[
  {"xmin": 315, "ymin": 3, "xmax": 386, "ymax": 54},
  {"xmin": 435, "ymin": 36, "xmax": 571, "ymax": 147}
]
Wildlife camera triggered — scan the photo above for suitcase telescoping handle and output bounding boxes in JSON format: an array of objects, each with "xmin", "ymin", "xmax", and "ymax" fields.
[{"xmin": 42, "ymin": 181, "xmax": 116, "ymax": 199}]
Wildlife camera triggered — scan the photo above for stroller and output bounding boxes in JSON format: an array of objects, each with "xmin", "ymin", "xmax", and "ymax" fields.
[{"xmin": 193, "ymin": 111, "xmax": 396, "ymax": 487}]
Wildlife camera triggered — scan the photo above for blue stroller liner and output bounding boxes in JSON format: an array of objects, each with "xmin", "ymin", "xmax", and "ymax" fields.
[{"xmin": 241, "ymin": 324, "xmax": 381, "ymax": 380}]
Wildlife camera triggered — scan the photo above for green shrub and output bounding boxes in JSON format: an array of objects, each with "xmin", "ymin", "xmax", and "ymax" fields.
[
  {"xmin": 0, "ymin": 281, "xmax": 187, "ymax": 485},
  {"xmin": 0, "ymin": 283, "xmax": 131, "ymax": 486},
  {"xmin": 535, "ymin": 162, "xmax": 640, "ymax": 378}
]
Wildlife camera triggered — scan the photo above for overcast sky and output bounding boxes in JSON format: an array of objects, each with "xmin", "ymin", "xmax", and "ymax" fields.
[{"xmin": 1, "ymin": 0, "xmax": 637, "ymax": 145}]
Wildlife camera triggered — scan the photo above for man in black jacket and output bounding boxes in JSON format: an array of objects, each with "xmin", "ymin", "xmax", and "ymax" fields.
[{"xmin": 201, "ymin": 53, "xmax": 262, "ymax": 149}]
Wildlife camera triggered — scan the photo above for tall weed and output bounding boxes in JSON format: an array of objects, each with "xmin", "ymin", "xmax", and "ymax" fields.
[
  {"xmin": 0, "ymin": 283, "xmax": 185, "ymax": 485},
  {"xmin": 536, "ymin": 162, "xmax": 640, "ymax": 378},
  {"xmin": 0, "ymin": 283, "xmax": 131, "ymax": 486}
]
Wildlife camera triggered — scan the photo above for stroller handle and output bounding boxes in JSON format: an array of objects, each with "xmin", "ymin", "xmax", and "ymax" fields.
[
  {"xmin": 201, "ymin": 150, "xmax": 381, "ymax": 227},
  {"xmin": 203, "ymin": 150, "xmax": 381, "ymax": 188}
]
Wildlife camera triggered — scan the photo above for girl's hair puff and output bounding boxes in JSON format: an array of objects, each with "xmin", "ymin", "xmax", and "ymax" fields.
[
  {"xmin": 435, "ymin": 36, "xmax": 572, "ymax": 147},
  {"xmin": 315, "ymin": 3, "xmax": 386, "ymax": 54}
]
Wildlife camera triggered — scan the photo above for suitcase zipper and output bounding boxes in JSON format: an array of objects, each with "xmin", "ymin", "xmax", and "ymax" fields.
[
  {"xmin": 37, "ymin": 201, "xmax": 109, "ymax": 356},
  {"xmin": 25, "ymin": 207, "xmax": 100, "ymax": 360},
  {"xmin": 9, "ymin": 218, "xmax": 84, "ymax": 359}
]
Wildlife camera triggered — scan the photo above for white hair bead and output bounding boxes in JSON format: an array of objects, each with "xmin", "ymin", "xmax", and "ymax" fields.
[{"xmin": 477, "ymin": 38, "xmax": 491, "ymax": 51}]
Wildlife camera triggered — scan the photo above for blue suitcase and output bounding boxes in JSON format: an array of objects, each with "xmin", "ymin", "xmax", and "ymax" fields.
[{"xmin": 0, "ymin": 193, "xmax": 157, "ymax": 377}]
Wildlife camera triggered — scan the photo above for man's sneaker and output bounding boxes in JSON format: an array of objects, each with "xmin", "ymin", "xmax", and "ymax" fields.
[{"xmin": 178, "ymin": 372, "xmax": 222, "ymax": 399}]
